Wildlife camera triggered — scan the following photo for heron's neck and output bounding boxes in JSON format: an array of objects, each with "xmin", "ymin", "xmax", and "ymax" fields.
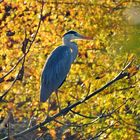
[
  {"xmin": 63, "ymin": 39, "xmax": 78, "ymax": 63},
  {"xmin": 63, "ymin": 37, "xmax": 71, "ymax": 45}
]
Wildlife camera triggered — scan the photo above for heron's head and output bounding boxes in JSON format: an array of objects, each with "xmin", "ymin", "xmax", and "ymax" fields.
[{"xmin": 63, "ymin": 30, "xmax": 93, "ymax": 42}]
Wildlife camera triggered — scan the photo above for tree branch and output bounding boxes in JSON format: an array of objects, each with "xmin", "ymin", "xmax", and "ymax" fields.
[
  {"xmin": 69, "ymin": 98, "xmax": 130, "ymax": 128},
  {"xmin": 1, "ymin": 60, "xmax": 133, "ymax": 140},
  {"xmin": 0, "ymin": 1, "xmax": 44, "ymax": 101},
  {"xmin": 0, "ymin": 0, "xmax": 44, "ymax": 83},
  {"xmin": 90, "ymin": 121, "xmax": 118, "ymax": 140}
]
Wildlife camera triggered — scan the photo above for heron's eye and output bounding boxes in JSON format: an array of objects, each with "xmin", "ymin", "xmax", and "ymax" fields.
[{"xmin": 71, "ymin": 34, "xmax": 75, "ymax": 39}]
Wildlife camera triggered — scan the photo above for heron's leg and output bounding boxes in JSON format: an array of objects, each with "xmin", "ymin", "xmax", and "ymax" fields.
[
  {"xmin": 55, "ymin": 90, "xmax": 61, "ymax": 112},
  {"xmin": 47, "ymin": 97, "xmax": 51, "ymax": 117}
]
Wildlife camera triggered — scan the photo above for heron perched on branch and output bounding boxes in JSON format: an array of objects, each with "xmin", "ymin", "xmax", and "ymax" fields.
[{"xmin": 40, "ymin": 30, "xmax": 92, "ymax": 102}]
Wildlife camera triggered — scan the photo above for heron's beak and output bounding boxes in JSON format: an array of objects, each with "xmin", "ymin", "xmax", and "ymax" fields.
[{"xmin": 79, "ymin": 35, "xmax": 93, "ymax": 40}]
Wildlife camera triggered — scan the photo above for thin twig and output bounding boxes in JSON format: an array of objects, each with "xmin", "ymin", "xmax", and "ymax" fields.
[
  {"xmin": 0, "ymin": 55, "xmax": 24, "ymax": 83},
  {"xmin": 0, "ymin": 54, "xmax": 25, "ymax": 102},
  {"xmin": 70, "ymin": 110, "xmax": 96, "ymax": 119},
  {"xmin": 90, "ymin": 121, "xmax": 118, "ymax": 140}
]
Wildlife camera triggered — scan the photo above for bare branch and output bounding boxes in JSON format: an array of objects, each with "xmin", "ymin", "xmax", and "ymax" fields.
[
  {"xmin": 90, "ymin": 122, "xmax": 118, "ymax": 140},
  {"xmin": 69, "ymin": 98, "xmax": 130, "ymax": 128},
  {"xmin": 1, "ymin": 60, "xmax": 133, "ymax": 140},
  {"xmin": 0, "ymin": 55, "xmax": 24, "ymax": 83},
  {"xmin": 70, "ymin": 110, "xmax": 96, "ymax": 119},
  {"xmin": 0, "ymin": 1, "xmax": 44, "ymax": 101},
  {"xmin": 0, "ymin": 112, "xmax": 12, "ymax": 131},
  {"xmin": 0, "ymin": 55, "xmax": 25, "ymax": 102},
  {"xmin": 0, "ymin": 0, "xmax": 44, "ymax": 83},
  {"xmin": 133, "ymin": 128, "xmax": 140, "ymax": 134}
]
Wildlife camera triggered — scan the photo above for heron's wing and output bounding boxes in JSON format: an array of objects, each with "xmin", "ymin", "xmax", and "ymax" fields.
[{"xmin": 40, "ymin": 45, "xmax": 71, "ymax": 102}]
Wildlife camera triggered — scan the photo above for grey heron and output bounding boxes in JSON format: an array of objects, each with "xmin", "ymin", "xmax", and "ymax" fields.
[{"xmin": 40, "ymin": 30, "xmax": 92, "ymax": 102}]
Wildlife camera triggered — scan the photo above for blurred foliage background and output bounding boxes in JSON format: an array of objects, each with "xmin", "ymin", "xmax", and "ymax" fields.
[{"xmin": 0, "ymin": 0, "xmax": 140, "ymax": 139}]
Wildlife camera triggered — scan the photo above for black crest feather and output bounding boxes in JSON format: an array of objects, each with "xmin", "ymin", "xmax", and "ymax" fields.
[{"xmin": 63, "ymin": 30, "xmax": 77, "ymax": 37}]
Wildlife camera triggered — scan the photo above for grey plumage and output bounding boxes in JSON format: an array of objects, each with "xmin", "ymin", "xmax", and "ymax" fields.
[{"xmin": 40, "ymin": 30, "xmax": 92, "ymax": 102}]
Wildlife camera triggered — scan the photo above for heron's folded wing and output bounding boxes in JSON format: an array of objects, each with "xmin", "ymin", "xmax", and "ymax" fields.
[{"xmin": 40, "ymin": 46, "xmax": 71, "ymax": 102}]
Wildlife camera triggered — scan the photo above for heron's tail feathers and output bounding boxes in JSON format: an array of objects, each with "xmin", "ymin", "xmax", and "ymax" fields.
[{"xmin": 40, "ymin": 85, "xmax": 51, "ymax": 102}]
